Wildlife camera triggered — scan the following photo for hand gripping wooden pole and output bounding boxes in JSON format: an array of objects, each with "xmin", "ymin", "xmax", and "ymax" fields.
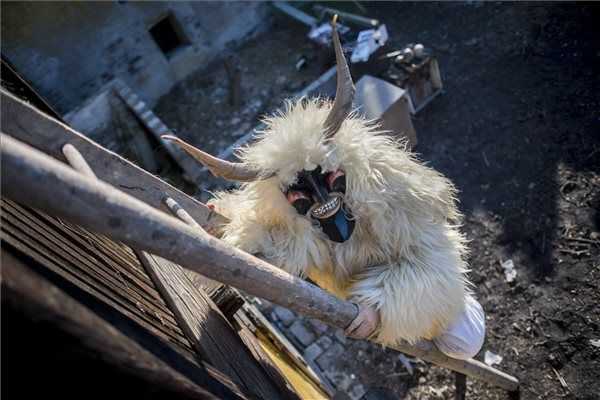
[{"xmin": 1, "ymin": 134, "xmax": 519, "ymax": 393}]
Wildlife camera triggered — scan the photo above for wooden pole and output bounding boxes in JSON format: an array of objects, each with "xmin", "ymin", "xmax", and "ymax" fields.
[
  {"xmin": 62, "ymin": 143, "xmax": 98, "ymax": 179},
  {"xmin": 164, "ymin": 196, "xmax": 202, "ymax": 229},
  {"xmin": 0, "ymin": 134, "xmax": 519, "ymax": 392},
  {"xmin": 2, "ymin": 133, "xmax": 357, "ymax": 327}
]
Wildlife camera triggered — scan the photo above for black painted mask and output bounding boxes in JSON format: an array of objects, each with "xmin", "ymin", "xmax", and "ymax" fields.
[{"xmin": 285, "ymin": 166, "xmax": 355, "ymax": 243}]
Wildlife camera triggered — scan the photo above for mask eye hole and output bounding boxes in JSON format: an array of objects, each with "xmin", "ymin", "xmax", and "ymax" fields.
[
  {"xmin": 286, "ymin": 190, "xmax": 314, "ymax": 215},
  {"xmin": 326, "ymin": 169, "xmax": 346, "ymax": 193}
]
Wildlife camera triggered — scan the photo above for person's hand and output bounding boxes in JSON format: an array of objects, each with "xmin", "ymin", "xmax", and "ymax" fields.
[{"xmin": 345, "ymin": 304, "xmax": 380, "ymax": 339}]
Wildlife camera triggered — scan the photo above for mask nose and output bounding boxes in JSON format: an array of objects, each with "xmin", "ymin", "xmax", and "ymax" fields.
[{"xmin": 305, "ymin": 173, "xmax": 330, "ymax": 204}]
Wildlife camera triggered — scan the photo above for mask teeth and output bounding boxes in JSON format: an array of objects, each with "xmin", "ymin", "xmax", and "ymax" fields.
[{"xmin": 311, "ymin": 196, "xmax": 341, "ymax": 218}]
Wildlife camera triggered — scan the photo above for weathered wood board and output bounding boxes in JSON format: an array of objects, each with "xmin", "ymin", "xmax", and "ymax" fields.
[
  {"xmin": 2, "ymin": 247, "xmax": 248, "ymax": 400},
  {"xmin": 139, "ymin": 252, "xmax": 297, "ymax": 400},
  {"xmin": 1, "ymin": 89, "xmax": 226, "ymax": 233}
]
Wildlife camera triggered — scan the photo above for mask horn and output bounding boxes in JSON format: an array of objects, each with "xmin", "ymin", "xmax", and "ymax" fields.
[
  {"xmin": 162, "ymin": 135, "xmax": 261, "ymax": 182},
  {"xmin": 323, "ymin": 15, "xmax": 356, "ymax": 139}
]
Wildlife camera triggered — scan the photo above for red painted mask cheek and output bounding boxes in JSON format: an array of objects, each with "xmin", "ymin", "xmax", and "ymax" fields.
[
  {"xmin": 326, "ymin": 169, "xmax": 346, "ymax": 193},
  {"xmin": 286, "ymin": 190, "xmax": 314, "ymax": 215}
]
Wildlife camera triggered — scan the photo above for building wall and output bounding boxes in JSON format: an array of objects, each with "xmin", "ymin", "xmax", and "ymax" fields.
[{"xmin": 1, "ymin": 1, "xmax": 268, "ymax": 115}]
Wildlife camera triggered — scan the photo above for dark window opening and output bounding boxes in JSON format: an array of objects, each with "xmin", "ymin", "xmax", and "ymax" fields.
[{"xmin": 149, "ymin": 14, "xmax": 189, "ymax": 58}]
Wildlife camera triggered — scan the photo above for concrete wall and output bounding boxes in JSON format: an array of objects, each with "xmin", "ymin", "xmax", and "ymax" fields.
[{"xmin": 1, "ymin": 1, "xmax": 268, "ymax": 115}]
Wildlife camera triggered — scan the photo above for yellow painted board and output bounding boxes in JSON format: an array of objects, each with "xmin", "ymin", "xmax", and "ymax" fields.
[{"xmin": 256, "ymin": 330, "xmax": 329, "ymax": 400}]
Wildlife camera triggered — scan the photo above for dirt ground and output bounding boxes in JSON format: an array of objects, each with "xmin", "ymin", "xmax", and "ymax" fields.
[{"xmin": 155, "ymin": 3, "xmax": 599, "ymax": 399}]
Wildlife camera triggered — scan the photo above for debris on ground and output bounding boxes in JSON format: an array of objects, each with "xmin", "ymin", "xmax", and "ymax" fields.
[
  {"xmin": 484, "ymin": 350, "xmax": 503, "ymax": 367},
  {"xmin": 308, "ymin": 21, "xmax": 351, "ymax": 46},
  {"xmin": 350, "ymin": 25, "xmax": 388, "ymax": 63},
  {"xmin": 501, "ymin": 259, "xmax": 517, "ymax": 283},
  {"xmin": 397, "ymin": 354, "xmax": 414, "ymax": 375}
]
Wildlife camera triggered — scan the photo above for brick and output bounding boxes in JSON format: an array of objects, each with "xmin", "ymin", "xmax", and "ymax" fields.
[
  {"xmin": 141, "ymin": 110, "xmax": 153, "ymax": 120},
  {"xmin": 126, "ymin": 93, "xmax": 138, "ymax": 104},
  {"xmin": 316, "ymin": 335, "xmax": 333, "ymax": 350},
  {"xmin": 303, "ymin": 342, "xmax": 324, "ymax": 362},
  {"xmin": 273, "ymin": 306, "xmax": 295, "ymax": 327},
  {"xmin": 148, "ymin": 117, "xmax": 161, "ymax": 128},
  {"xmin": 309, "ymin": 318, "xmax": 329, "ymax": 335},
  {"xmin": 334, "ymin": 328, "xmax": 347, "ymax": 344},
  {"xmin": 316, "ymin": 342, "xmax": 344, "ymax": 371},
  {"xmin": 289, "ymin": 320, "xmax": 316, "ymax": 347},
  {"xmin": 133, "ymin": 101, "xmax": 146, "ymax": 112}
]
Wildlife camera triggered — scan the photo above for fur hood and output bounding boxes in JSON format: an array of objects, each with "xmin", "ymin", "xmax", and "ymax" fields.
[{"xmin": 210, "ymin": 98, "xmax": 470, "ymax": 344}]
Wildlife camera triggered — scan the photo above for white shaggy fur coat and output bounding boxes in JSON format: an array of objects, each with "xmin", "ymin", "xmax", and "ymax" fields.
[{"xmin": 209, "ymin": 99, "xmax": 470, "ymax": 345}]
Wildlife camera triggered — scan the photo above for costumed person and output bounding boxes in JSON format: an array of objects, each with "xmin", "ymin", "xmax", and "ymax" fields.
[{"xmin": 164, "ymin": 17, "xmax": 485, "ymax": 360}]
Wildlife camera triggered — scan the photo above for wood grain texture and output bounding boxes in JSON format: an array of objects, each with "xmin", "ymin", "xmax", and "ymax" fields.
[
  {"xmin": 139, "ymin": 252, "xmax": 297, "ymax": 400},
  {"xmin": 1, "ymin": 248, "xmax": 248, "ymax": 400},
  {"xmin": 1, "ymin": 199, "xmax": 192, "ymax": 353},
  {"xmin": 62, "ymin": 143, "xmax": 98, "ymax": 179}
]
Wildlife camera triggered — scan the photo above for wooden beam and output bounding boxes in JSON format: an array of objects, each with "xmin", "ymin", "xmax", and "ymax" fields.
[
  {"xmin": 1, "ymin": 248, "xmax": 247, "ymax": 400},
  {"xmin": 0, "ymin": 89, "xmax": 226, "ymax": 233},
  {"xmin": 0, "ymin": 134, "xmax": 520, "ymax": 393}
]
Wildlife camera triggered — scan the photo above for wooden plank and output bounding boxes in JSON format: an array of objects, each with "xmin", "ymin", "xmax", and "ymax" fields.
[
  {"xmin": 1, "ymin": 133, "xmax": 521, "ymax": 393},
  {"xmin": 239, "ymin": 302, "xmax": 333, "ymax": 395},
  {"xmin": 0, "ymin": 88, "xmax": 226, "ymax": 234},
  {"xmin": 62, "ymin": 143, "xmax": 97, "ymax": 178},
  {"xmin": 139, "ymin": 253, "xmax": 297, "ymax": 400},
  {"xmin": 235, "ymin": 303, "xmax": 334, "ymax": 397},
  {"xmin": 4, "ymin": 201, "xmax": 162, "ymax": 303},
  {"xmin": 251, "ymin": 330, "xmax": 329, "ymax": 400},
  {"xmin": 0, "ymin": 205, "xmax": 192, "ymax": 351},
  {"xmin": 1, "ymin": 248, "xmax": 248, "ymax": 400}
]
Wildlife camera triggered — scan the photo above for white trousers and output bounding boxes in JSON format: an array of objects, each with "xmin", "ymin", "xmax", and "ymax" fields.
[{"xmin": 432, "ymin": 294, "xmax": 486, "ymax": 360}]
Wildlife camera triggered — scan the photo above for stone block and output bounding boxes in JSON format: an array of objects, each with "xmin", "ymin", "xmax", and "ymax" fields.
[
  {"xmin": 273, "ymin": 306, "xmax": 295, "ymax": 327},
  {"xmin": 334, "ymin": 328, "xmax": 348, "ymax": 344},
  {"xmin": 289, "ymin": 320, "xmax": 316, "ymax": 347},
  {"xmin": 316, "ymin": 342, "xmax": 344, "ymax": 371},
  {"xmin": 303, "ymin": 342, "xmax": 324, "ymax": 362},
  {"xmin": 309, "ymin": 318, "xmax": 329, "ymax": 335},
  {"xmin": 316, "ymin": 335, "xmax": 333, "ymax": 350}
]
